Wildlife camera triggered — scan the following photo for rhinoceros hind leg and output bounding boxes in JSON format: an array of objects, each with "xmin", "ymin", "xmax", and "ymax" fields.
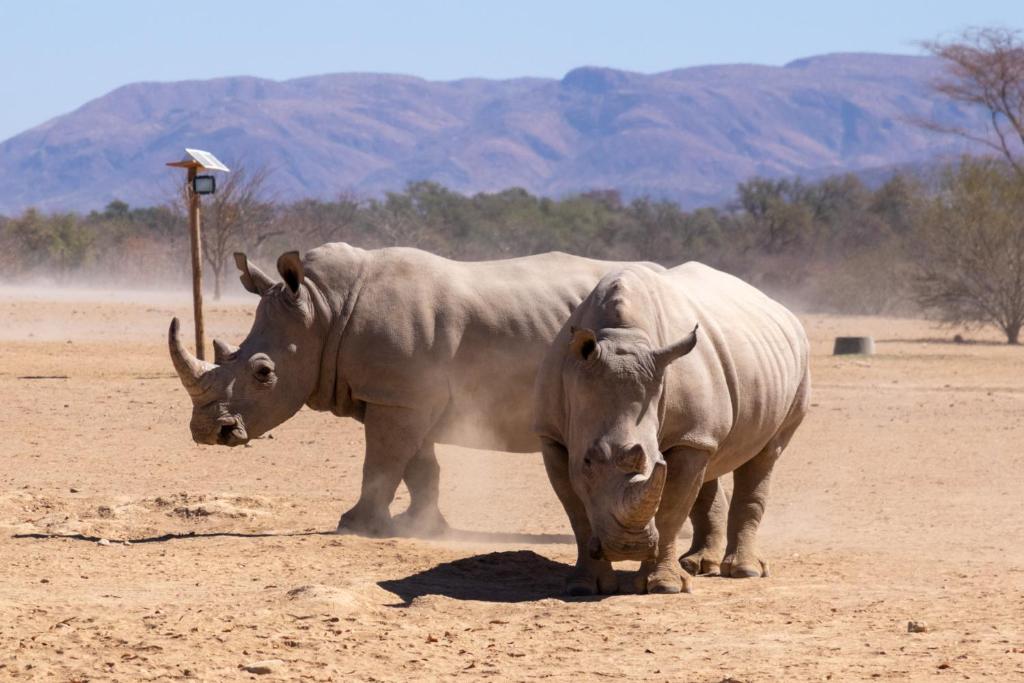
[
  {"xmin": 680, "ymin": 478, "xmax": 728, "ymax": 576},
  {"xmin": 336, "ymin": 403, "xmax": 439, "ymax": 538},
  {"xmin": 393, "ymin": 442, "xmax": 450, "ymax": 538},
  {"xmin": 721, "ymin": 420, "xmax": 800, "ymax": 579}
]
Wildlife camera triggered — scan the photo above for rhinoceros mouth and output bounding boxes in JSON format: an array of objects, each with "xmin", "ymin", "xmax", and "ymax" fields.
[
  {"xmin": 591, "ymin": 524, "xmax": 659, "ymax": 562},
  {"xmin": 216, "ymin": 415, "xmax": 249, "ymax": 446}
]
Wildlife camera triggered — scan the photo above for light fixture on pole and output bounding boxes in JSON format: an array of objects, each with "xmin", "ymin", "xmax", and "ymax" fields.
[{"xmin": 165, "ymin": 148, "xmax": 230, "ymax": 360}]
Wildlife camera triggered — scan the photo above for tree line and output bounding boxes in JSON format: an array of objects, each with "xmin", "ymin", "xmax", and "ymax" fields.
[{"xmin": 2, "ymin": 155, "xmax": 1022, "ymax": 344}]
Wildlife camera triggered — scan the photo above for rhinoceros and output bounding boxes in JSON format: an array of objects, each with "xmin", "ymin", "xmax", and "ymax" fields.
[
  {"xmin": 168, "ymin": 243, "xmax": 666, "ymax": 537},
  {"xmin": 532, "ymin": 262, "xmax": 810, "ymax": 595}
]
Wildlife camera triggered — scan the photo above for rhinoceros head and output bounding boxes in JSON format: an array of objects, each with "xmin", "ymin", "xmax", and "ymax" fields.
[
  {"xmin": 169, "ymin": 251, "xmax": 324, "ymax": 446},
  {"xmin": 561, "ymin": 323, "xmax": 698, "ymax": 562}
]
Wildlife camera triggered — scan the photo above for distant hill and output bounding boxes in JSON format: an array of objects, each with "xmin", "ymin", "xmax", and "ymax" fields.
[{"xmin": 0, "ymin": 53, "xmax": 988, "ymax": 214}]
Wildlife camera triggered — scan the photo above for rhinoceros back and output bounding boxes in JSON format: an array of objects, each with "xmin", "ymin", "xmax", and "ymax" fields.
[
  {"xmin": 653, "ymin": 262, "xmax": 810, "ymax": 476},
  {"xmin": 532, "ymin": 261, "xmax": 808, "ymax": 472},
  {"xmin": 305, "ymin": 244, "xmax": 658, "ymax": 452}
]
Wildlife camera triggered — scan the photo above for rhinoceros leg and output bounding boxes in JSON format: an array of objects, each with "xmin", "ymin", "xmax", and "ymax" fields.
[
  {"xmin": 541, "ymin": 439, "xmax": 617, "ymax": 596},
  {"xmin": 392, "ymin": 442, "xmax": 450, "ymax": 538},
  {"xmin": 337, "ymin": 403, "xmax": 438, "ymax": 538},
  {"xmin": 679, "ymin": 479, "xmax": 728, "ymax": 576},
  {"xmin": 720, "ymin": 421, "xmax": 800, "ymax": 578},
  {"xmin": 635, "ymin": 446, "xmax": 709, "ymax": 594}
]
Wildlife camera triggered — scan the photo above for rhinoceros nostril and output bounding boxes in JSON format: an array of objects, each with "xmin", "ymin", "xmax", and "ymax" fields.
[{"xmin": 217, "ymin": 423, "xmax": 235, "ymax": 444}]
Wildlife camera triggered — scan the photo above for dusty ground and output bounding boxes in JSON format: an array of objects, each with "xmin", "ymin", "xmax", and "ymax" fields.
[{"xmin": 0, "ymin": 285, "xmax": 1022, "ymax": 682}]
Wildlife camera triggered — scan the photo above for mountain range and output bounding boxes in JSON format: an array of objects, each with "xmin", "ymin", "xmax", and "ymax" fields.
[{"xmin": 0, "ymin": 53, "xmax": 988, "ymax": 214}]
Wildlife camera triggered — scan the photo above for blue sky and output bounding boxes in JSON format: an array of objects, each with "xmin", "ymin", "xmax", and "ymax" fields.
[{"xmin": 1, "ymin": 1, "xmax": 1022, "ymax": 141}]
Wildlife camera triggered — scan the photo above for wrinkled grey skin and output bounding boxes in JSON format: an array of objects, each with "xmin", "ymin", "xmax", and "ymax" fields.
[
  {"xmin": 170, "ymin": 252, "xmax": 321, "ymax": 449},
  {"xmin": 533, "ymin": 263, "xmax": 810, "ymax": 595},
  {"xmin": 170, "ymin": 243, "xmax": 669, "ymax": 538}
]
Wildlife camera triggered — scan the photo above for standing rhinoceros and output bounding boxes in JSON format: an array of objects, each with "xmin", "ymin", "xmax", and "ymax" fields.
[
  {"xmin": 169, "ymin": 243, "xmax": 664, "ymax": 537},
  {"xmin": 532, "ymin": 262, "xmax": 810, "ymax": 595}
]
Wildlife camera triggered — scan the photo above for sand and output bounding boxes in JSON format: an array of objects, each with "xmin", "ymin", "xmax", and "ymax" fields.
[{"xmin": 0, "ymin": 287, "xmax": 1022, "ymax": 681}]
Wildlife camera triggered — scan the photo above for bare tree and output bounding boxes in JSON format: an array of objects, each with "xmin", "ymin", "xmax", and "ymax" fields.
[
  {"xmin": 922, "ymin": 28, "xmax": 1024, "ymax": 173},
  {"xmin": 368, "ymin": 191, "xmax": 431, "ymax": 249},
  {"xmin": 292, "ymin": 190, "xmax": 362, "ymax": 246},
  {"xmin": 174, "ymin": 163, "xmax": 279, "ymax": 299},
  {"xmin": 913, "ymin": 158, "xmax": 1024, "ymax": 344}
]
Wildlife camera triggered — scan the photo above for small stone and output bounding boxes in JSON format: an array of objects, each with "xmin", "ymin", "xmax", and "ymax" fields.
[
  {"xmin": 242, "ymin": 660, "xmax": 283, "ymax": 675},
  {"xmin": 69, "ymin": 487, "xmax": 80, "ymax": 493},
  {"xmin": 97, "ymin": 538, "xmax": 111, "ymax": 547},
  {"xmin": 907, "ymin": 620, "xmax": 928, "ymax": 633}
]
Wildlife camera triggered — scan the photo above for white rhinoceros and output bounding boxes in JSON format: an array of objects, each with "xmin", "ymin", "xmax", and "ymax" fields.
[
  {"xmin": 169, "ymin": 243, "xmax": 666, "ymax": 537},
  {"xmin": 533, "ymin": 262, "xmax": 810, "ymax": 595}
]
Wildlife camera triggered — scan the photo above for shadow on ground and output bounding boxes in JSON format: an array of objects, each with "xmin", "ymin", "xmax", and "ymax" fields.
[{"xmin": 379, "ymin": 550, "xmax": 631, "ymax": 605}]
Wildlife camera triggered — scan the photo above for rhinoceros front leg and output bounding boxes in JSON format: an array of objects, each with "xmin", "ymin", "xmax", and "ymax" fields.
[
  {"xmin": 541, "ymin": 438, "xmax": 617, "ymax": 596},
  {"xmin": 679, "ymin": 478, "xmax": 728, "ymax": 576},
  {"xmin": 636, "ymin": 446, "xmax": 709, "ymax": 594},
  {"xmin": 391, "ymin": 442, "xmax": 450, "ymax": 538},
  {"xmin": 337, "ymin": 403, "xmax": 436, "ymax": 538}
]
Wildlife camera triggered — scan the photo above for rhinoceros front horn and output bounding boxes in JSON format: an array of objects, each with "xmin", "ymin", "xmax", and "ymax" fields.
[
  {"xmin": 168, "ymin": 317, "xmax": 216, "ymax": 397},
  {"xmin": 618, "ymin": 458, "xmax": 667, "ymax": 528}
]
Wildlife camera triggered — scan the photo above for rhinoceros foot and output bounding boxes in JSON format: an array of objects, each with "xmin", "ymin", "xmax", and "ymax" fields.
[
  {"xmin": 335, "ymin": 509, "xmax": 396, "ymax": 538},
  {"xmin": 636, "ymin": 559, "xmax": 692, "ymax": 594},
  {"xmin": 392, "ymin": 507, "xmax": 450, "ymax": 538},
  {"xmin": 720, "ymin": 552, "xmax": 770, "ymax": 578},
  {"xmin": 679, "ymin": 546, "xmax": 724, "ymax": 577},
  {"xmin": 565, "ymin": 563, "xmax": 617, "ymax": 596}
]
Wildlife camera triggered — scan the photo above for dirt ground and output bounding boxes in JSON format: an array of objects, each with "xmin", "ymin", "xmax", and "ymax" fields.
[{"xmin": 0, "ymin": 285, "xmax": 1022, "ymax": 682}]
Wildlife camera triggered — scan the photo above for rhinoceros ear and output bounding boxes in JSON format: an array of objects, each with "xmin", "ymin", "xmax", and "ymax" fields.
[
  {"xmin": 652, "ymin": 324, "xmax": 699, "ymax": 373},
  {"xmin": 277, "ymin": 251, "xmax": 304, "ymax": 295},
  {"xmin": 234, "ymin": 253, "xmax": 275, "ymax": 296},
  {"xmin": 569, "ymin": 327, "xmax": 599, "ymax": 362}
]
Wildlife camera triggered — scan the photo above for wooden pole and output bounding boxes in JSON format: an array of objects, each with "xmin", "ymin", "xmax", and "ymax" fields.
[{"xmin": 187, "ymin": 166, "xmax": 206, "ymax": 360}]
